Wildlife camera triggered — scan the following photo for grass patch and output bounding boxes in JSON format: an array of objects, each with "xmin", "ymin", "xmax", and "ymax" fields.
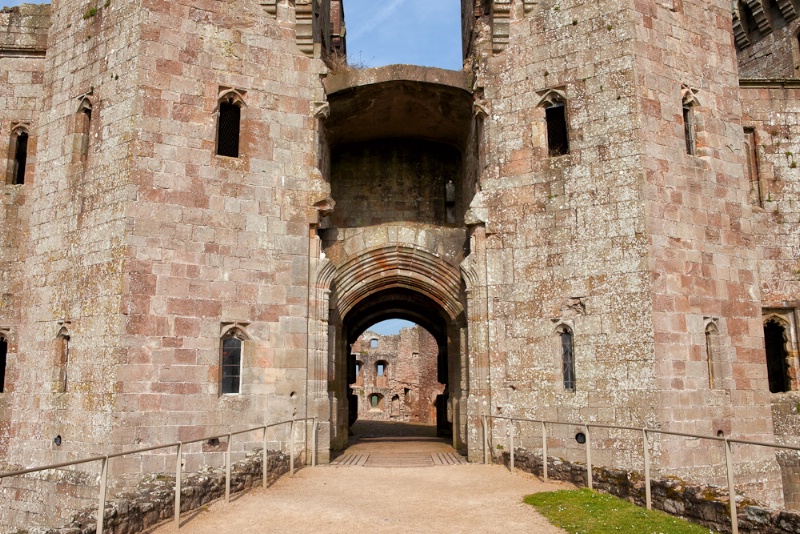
[{"xmin": 524, "ymin": 489, "xmax": 715, "ymax": 533}]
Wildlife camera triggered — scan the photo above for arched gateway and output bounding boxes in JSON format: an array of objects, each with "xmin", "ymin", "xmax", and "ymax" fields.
[{"xmin": 304, "ymin": 66, "xmax": 486, "ymax": 460}]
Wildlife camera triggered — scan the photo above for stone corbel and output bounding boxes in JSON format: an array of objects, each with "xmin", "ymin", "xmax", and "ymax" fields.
[
  {"xmin": 523, "ymin": 0, "xmax": 537, "ymax": 13},
  {"xmin": 313, "ymin": 101, "xmax": 330, "ymax": 120},
  {"xmin": 730, "ymin": 2, "xmax": 751, "ymax": 50},
  {"xmin": 295, "ymin": 0, "xmax": 316, "ymax": 57},
  {"xmin": 775, "ymin": 0, "xmax": 797, "ymax": 22},
  {"xmin": 491, "ymin": 0, "xmax": 513, "ymax": 54},
  {"xmin": 261, "ymin": 0, "xmax": 278, "ymax": 17},
  {"xmin": 745, "ymin": 0, "xmax": 773, "ymax": 35}
]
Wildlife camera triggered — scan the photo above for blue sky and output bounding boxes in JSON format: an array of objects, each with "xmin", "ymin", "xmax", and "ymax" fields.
[
  {"xmin": 343, "ymin": 0, "xmax": 462, "ymax": 70},
  {"xmin": 3, "ymin": 0, "xmax": 463, "ymax": 70}
]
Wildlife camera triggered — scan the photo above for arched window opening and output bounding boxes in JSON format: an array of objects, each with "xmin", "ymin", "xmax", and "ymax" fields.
[
  {"xmin": 76, "ymin": 99, "xmax": 93, "ymax": 162},
  {"xmin": 0, "ymin": 335, "xmax": 7, "ymax": 393},
  {"xmin": 683, "ymin": 105, "xmax": 697, "ymax": 155},
  {"xmin": 681, "ymin": 85, "xmax": 700, "ymax": 156},
  {"xmin": 370, "ymin": 338, "xmax": 378, "ymax": 348},
  {"xmin": 9, "ymin": 128, "xmax": 28, "ymax": 185},
  {"xmin": 557, "ymin": 325, "xmax": 575, "ymax": 392},
  {"xmin": 220, "ymin": 329, "xmax": 246, "ymax": 395},
  {"xmin": 216, "ymin": 90, "xmax": 245, "ymax": 158},
  {"xmin": 765, "ymin": 320, "xmax": 790, "ymax": 393},
  {"xmin": 546, "ymin": 103, "xmax": 570, "ymax": 156},
  {"xmin": 705, "ymin": 322, "xmax": 719, "ymax": 389},
  {"xmin": 369, "ymin": 393, "xmax": 384, "ymax": 411},
  {"xmin": 391, "ymin": 394, "xmax": 400, "ymax": 416},
  {"xmin": 56, "ymin": 328, "xmax": 70, "ymax": 393},
  {"xmin": 743, "ymin": 127, "xmax": 762, "ymax": 206}
]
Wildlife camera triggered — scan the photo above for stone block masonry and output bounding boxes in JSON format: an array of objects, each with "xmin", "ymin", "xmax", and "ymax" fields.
[{"xmin": 11, "ymin": 450, "xmax": 291, "ymax": 534}]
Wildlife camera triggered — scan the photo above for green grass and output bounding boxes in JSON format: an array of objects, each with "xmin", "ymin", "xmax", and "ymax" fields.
[{"xmin": 524, "ymin": 489, "xmax": 715, "ymax": 534}]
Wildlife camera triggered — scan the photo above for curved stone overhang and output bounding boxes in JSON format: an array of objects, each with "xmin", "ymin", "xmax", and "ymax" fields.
[
  {"xmin": 324, "ymin": 64, "xmax": 474, "ymax": 150},
  {"xmin": 330, "ymin": 244, "xmax": 464, "ymax": 341}
]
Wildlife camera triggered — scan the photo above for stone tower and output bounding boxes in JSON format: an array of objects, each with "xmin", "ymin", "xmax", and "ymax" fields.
[{"xmin": 0, "ymin": 0, "xmax": 799, "ymax": 529}]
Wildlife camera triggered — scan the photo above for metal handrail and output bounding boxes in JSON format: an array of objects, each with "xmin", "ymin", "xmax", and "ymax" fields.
[
  {"xmin": 482, "ymin": 415, "xmax": 800, "ymax": 534},
  {"xmin": 0, "ymin": 417, "xmax": 319, "ymax": 533}
]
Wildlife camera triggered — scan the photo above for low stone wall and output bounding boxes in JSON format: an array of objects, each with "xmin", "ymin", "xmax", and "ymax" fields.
[
  {"xmin": 21, "ymin": 449, "xmax": 293, "ymax": 534},
  {"xmin": 503, "ymin": 449, "xmax": 800, "ymax": 534}
]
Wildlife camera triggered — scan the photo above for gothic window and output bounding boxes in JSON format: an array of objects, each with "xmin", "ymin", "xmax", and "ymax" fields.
[
  {"xmin": 9, "ymin": 126, "xmax": 28, "ymax": 185},
  {"xmin": 765, "ymin": 319, "xmax": 791, "ymax": 393},
  {"xmin": 76, "ymin": 99, "xmax": 93, "ymax": 163},
  {"xmin": 681, "ymin": 85, "xmax": 700, "ymax": 156},
  {"xmin": 0, "ymin": 335, "xmax": 7, "ymax": 393},
  {"xmin": 216, "ymin": 89, "xmax": 246, "ymax": 158},
  {"xmin": 557, "ymin": 325, "xmax": 575, "ymax": 392},
  {"xmin": 220, "ymin": 328, "xmax": 246, "ymax": 395},
  {"xmin": 705, "ymin": 321, "xmax": 719, "ymax": 389},
  {"xmin": 57, "ymin": 327, "xmax": 70, "ymax": 393},
  {"xmin": 743, "ymin": 127, "xmax": 762, "ymax": 206},
  {"xmin": 537, "ymin": 89, "xmax": 570, "ymax": 157},
  {"xmin": 546, "ymin": 103, "xmax": 570, "ymax": 156}
]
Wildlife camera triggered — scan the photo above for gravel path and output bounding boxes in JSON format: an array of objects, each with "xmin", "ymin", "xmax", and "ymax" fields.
[{"xmin": 149, "ymin": 422, "xmax": 570, "ymax": 533}]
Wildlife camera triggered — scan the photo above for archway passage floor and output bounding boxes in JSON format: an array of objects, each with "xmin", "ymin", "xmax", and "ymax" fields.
[
  {"xmin": 150, "ymin": 465, "xmax": 570, "ymax": 534},
  {"xmin": 150, "ymin": 421, "xmax": 571, "ymax": 534},
  {"xmin": 333, "ymin": 420, "xmax": 466, "ymax": 467}
]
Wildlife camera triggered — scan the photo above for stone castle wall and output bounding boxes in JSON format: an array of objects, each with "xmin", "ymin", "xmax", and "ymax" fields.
[{"xmin": 350, "ymin": 326, "xmax": 443, "ymax": 424}]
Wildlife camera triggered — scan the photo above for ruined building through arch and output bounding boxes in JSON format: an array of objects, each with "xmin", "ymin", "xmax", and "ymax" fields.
[{"xmin": 3, "ymin": 0, "xmax": 800, "ymax": 529}]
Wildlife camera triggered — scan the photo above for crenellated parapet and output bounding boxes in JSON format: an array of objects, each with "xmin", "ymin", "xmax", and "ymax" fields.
[
  {"xmin": 490, "ymin": 0, "xmax": 536, "ymax": 54},
  {"xmin": 261, "ymin": 0, "xmax": 339, "ymax": 58}
]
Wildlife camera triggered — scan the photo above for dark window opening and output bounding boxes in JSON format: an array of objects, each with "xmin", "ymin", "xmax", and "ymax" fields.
[
  {"xmin": 58, "ymin": 333, "xmax": 70, "ymax": 393},
  {"xmin": 683, "ymin": 105, "xmax": 696, "ymax": 155},
  {"xmin": 561, "ymin": 329, "xmax": 575, "ymax": 392},
  {"xmin": 765, "ymin": 320, "xmax": 790, "ymax": 393},
  {"xmin": 744, "ymin": 127, "xmax": 762, "ymax": 205},
  {"xmin": 13, "ymin": 131, "xmax": 28, "ymax": 185},
  {"xmin": 0, "ymin": 337, "xmax": 7, "ymax": 393},
  {"xmin": 546, "ymin": 104, "xmax": 570, "ymax": 156},
  {"xmin": 705, "ymin": 324, "xmax": 718, "ymax": 389},
  {"xmin": 217, "ymin": 102, "xmax": 241, "ymax": 158},
  {"xmin": 221, "ymin": 335, "xmax": 242, "ymax": 394}
]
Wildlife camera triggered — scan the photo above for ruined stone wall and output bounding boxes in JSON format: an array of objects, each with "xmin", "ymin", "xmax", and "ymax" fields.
[
  {"xmin": 113, "ymin": 0, "xmax": 327, "ymax": 472},
  {"xmin": 0, "ymin": 3, "xmax": 49, "ymax": 459},
  {"xmin": 469, "ymin": 0, "xmax": 656, "ymax": 470},
  {"xmin": 350, "ymin": 326, "xmax": 443, "ymax": 424},
  {"xmin": 740, "ymin": 85, "xmax": 800, "ymax": 308},
  {"xmin": 735, "ymin": 6, "xmax": 800, "ymax": 79},
  {"xmin": 330, "ymin": 139, "xmax": 461, "ymax": 227},
  {"xmin": 630, "ymin": 1, "xmax": 779, "ymax": 502}
]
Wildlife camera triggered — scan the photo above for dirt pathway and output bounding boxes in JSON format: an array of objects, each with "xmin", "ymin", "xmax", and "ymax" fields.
[{"xmin": 150, "ymin": 422, "xmax": 570, "ymax": 533}]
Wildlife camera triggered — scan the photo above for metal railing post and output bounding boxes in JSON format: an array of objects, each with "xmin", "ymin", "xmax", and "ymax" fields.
[
  {"xmin": 290, "ymin": 420, "xmax": 296, "ymax": 476},
  {"xmin": 585, "ymin": 425, "xmax": 592, "ymax": 490},
  {"xmin": 483, "ymin": 415, "xmax": 489, "ymax": 465},
  {"xmin": 225, "ymin": 433, "xmax": 232, "ymax": 504},
  {"xmin": 541, "ymin": 421, "xmax": 548, "ymax": 481},
  {"xmin": 174, "ymin": 442, "xmax": 183, "ymax": 529},
  {"xmin": 97, "ymin": 456, "xmax": 108, "ymax": 534},
  {"xmin": 312, "ymin": 418, "xmax": 318, "ymax": 467},
  {"xmin": 642, "ymin": 430, "xmax": 651, "ymax": 510},
  {"xmin": 509, "ymin": 419, "xmax": 515, "ymax": 473},
  {"xmin": 262, "ymin": 426, "xmax": 268, "ymax": 489},
  {"xmin": 724, "ymin": 439, "xmax": 739, "ymax": 534}
]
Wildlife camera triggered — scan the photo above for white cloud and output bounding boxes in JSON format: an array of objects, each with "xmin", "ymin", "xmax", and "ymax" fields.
[{"xmin": 348, "ymin": 0, "xmax": 406, "ymax": 40}]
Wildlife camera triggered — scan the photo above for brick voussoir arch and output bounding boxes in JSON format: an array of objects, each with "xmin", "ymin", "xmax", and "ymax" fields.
[{"xmin": 332, "ymin": 245, "xmax": 463, "ymax": 320}]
